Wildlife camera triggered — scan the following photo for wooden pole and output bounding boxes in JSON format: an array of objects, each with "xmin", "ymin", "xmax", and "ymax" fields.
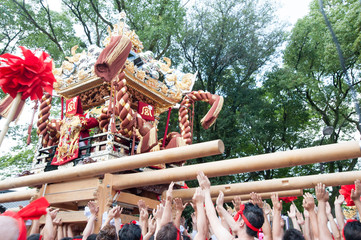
[
  {"xmin": 0, "ymin": 93, "xmax": 22, "ymax": 147},
  {"xmin": 0, "ymin": 140, "xmax": 224, "ymax": 191},
  {"xmin": 112, "ymin": 141, "xmax": 361, "ymax": 190},
  {"xmin": 208, "ymin": 189, "xmax": 304, "ymax": 203},
  {"xmin": 0, "ymin": 189, "xmax": 37, "ymax": 203},
  {"xmin": 170, "ymin": 170, "xmax": 361, "ymax": 200}
]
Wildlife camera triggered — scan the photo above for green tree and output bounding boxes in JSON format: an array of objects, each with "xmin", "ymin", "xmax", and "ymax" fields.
[
  {"xmin": 179, "ymin": 0, "xmax": 285, "ymax": 157},
  {"xmin": 278, "ymin": 0, "xmax": 361, "ymax": 203}
]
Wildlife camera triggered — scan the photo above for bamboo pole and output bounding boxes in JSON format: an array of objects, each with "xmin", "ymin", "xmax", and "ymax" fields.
[
  {"xmin": 0, "ymin": 140, "xmax": 224, "ymax": 191},
  {"xmin": 112, "ymin": 141, "xmax": 361, "ymax": 190},
  {"xmin": 0, "ymin": 189, "xmax": 37, "ymax": 203},
  {"xmin": 170, "ymin": 171, "xmax": 361, "ymax": 200},
  {"xmin": 208, "ymin": 189, "xmax": 304, "ymax": 203},
  {"xmin": 0, "ymin": 93, "xmax": 22, "ymax": 147}
]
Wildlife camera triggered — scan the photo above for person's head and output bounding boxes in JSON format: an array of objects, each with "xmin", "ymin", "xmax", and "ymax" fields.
[
  {"xmin": 234, "ymin": 203, "xmax": 264, "ymax": 237},
  {"xmin": 118, "ymin": 223, "xmax": 142, "ymax": 240},
  {"xmin": 96, "ymin": 224, "xmax": 117, "ymax": 240},
  {"xmin": 156, "ymin": 222, "xmax": 181, "ymax": 240},
  {"xmin": 27, "ymin": 234, "xmax": 42, "ymax": 240},
  {"xmin": 283, "ymin": 229, "xmax": 305, "ymax": 240},
  {"xmin": 343, "ymin": 220, "xmax": 361, "ymax": 240},
  {"xmin": 0, "ymin": 215, "xmax": 19, "ymax": 240},
  {"xmin": 86, "ymin": 234, "xmax": 98, "ymax": 240}
]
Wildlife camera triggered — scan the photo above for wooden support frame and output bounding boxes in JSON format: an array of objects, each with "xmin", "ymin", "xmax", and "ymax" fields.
[
  {"xmin": 0, "ymin": 189, "xmax": 37, "ymax": 203},
  {"xmin": 0, "ymin": 140, "xmax": 224, "ymax": 190},
  {"xmin": 38, "ymin": 210, "xmax": 138, "ymax": 224},
  {"xmin": 171, "ymin": 170, "xmax": 361, "ymax": 199},
  {"xmin": 112, "ymin": 141, "xmax": 361, "ymax": 190},
  {"xmin": 210, "ymin": 189, "xmax": 303, "ymax": 203}
]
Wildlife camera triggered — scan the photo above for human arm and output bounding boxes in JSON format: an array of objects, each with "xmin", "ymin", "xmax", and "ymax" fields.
[
  {"xmin": 113, "ymin": 206, "xmax": 123, "ymax": 236},
  {"xmin": 29, "ymin": 219, "xmax": 40, "ymax": 236},
  {"xmin": 174, "ymin": 198, "xmax": 187, "ymax": 230},
  {"xmin": 302, "ymin": 209, "xmax": 311, "ymax": 240},
  {"xmin": 82, "ymin": 201, "xmax": 99, "ymax": 240},
  {"xmin": 303, "ymin": 192, "xmax": 319, "ymax": 240},
  {"xmin": 261, "ymin": 201, "xmax": 272, "ymax": 240},
  {"xmin": 197, "ymin": 171, "xmax": 233, "ymax": 240},
  {"xmin": 315, "ymin": 183, "xmax": 332, "ymax": 240},
  {"xmin": 138, "ymin": 199, "xmax": 149, "ymax": 237},
  {"xmin": 192, "ymin": 187, "xmax": 208, "ymax": 240},
  {"xmin": 271, "ymin": 193, "xmax": 283, "ymax": 240},
  {"xmin": 232, "ymin": 196, "xmax": 242, "ymax": 212},
  {"xmin": 326, "ymin": 202, "xmax": 341, "ymax": 240},
  {"xmin": 143, "ymin": 215, "xmax": 156, "ymax": 240},
  {"xmin": 43, "ymin": 208, "xmax": 58, "ymax": 240},
  {"xmin": 351, "ymin": 179, "xmax": 361, "ymax": 217},
  {"xmin": 287, "ymin": 203, "xmax": 301, "ymax": 231},
  {"xmin": 160, "ymin": 182, "xmax": 174, "ymax": 227},
  {"xmin": 67, "ymin": 224, "xmax": 74, "ymax": 238},
  {"xmin": 215, "ymin": 191, "xmax": 239, "ymax": 235},
  {"xmin": 334, "ymin": 194, "xmax": 345, "ymax": 230},
  {"xmin": 53, "ymin": 217, "xmax": 63, "ymax": 240},
  {"xmin": 153, "ymin": 202, "xmax": 164, "ymax": 237},
  {"xmin": 250, "ymin": 192, "xmax": 271, "ymax": 240}
]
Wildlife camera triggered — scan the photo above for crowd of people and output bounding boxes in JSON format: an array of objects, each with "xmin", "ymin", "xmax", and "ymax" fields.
[{"xmin": 1, "ymin": 171, "xmax": 361, "ymax": 240}]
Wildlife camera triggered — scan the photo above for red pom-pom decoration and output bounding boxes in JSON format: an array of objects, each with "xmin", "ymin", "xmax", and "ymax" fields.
[
  {"xmin": 0, "ymin": 46, "xmax": 56, "ymax": 100},
  {"xmin": 279, "ymin": 196, "xmax": 298, "ymax": 203},
  {"xmin": 339, "ymin": 184, "xmax": 356, "ymax": 206}
]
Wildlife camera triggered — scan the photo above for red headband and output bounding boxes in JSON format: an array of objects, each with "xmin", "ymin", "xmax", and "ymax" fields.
[
  {"xmin": 176, "ymin": 227, "xmax": 181, "ymax": 240},
  {"xmin": 1, "ymin": 197, "xmax": 49, "ymax": 240},
  {"xmin": 234, "ymin": 204, "xmax": 260, "ymax": 233}
]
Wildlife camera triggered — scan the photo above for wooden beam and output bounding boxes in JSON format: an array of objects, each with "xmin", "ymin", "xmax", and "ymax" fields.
[
  {"xmin": 39, "ymin": 210, "xmax": 138, "ymax": 224},
  {"xmin": 0, "ymin": 189, "xmax": 37, "ymax": 203},
  {"xmin": 0, "ymin": 140, "xmax": 224, "ymax": 190},
  {"xmin": 210, "ymin": 189, "xmax": 303, "ymax": 203},
  {"xmin": 116, "ymin": 192, "xmax": 159, "ymax": 210},
  {"xmin": 94, "ymin": 173, "xmax": 114, "ymax": 232},
  {"xmin": 112, "ymin": 141, "xmax": 361, "ymax": 190},
  {"xmin": 171, "ymin": 171, "xmax": 361, "ymax": 199}
]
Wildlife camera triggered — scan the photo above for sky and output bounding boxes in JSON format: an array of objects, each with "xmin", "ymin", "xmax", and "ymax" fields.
[{"xmin": 0, "ymin": 0, "xmax": 313, "ymax": 154}]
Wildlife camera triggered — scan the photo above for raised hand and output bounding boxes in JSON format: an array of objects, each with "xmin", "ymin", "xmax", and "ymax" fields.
[
  {"xmin": 166, "ymin": 182, "xmax": 175, "ymax": 201},
  {"xmin": 88, "ymin": 201, "xmax": 99, "ymax": 216},
  {"xmin": 296, "ymin": 211, "xmax": 305, "ymax": 225},
  {"xmin": 315, "ymin": 183, "xmax": 329, "ymax": 202},
  {"xmin": 53, "ymin": 216, "xmax": 62, "ymax": 226},
  {"xmin": 302, "ymin": 193, "xmax": 315, "ymax": 211},
  {"xmin": 108, "ymin": 205, "xmax": 121, "ymax": 219},
  {"xmin": 197, "ymin": 171, "xmax": 211, "ymax": 190},
  {"xmin": 138, "ymin": 199, "xmax": 148, "ymax": 211},
  {"xmin": 148, "ymin": 215, "xmax": 156, "ymax": 234},
  {"xmin": 232, "ymin": 196, "xmax": 242, "ymax": 212},
  {"xmin": 216, "ymin": 191, "xmax": 224, "ymax": 208},
  {"xmin": 140, "ymin": 208, "xmax": 149, "ymax": 222},
  {"xmin": 174, "ymin": 198, "xmax": 188, "ymax": 213},
  {"xmin": 287, "ymin": 203, "xmax": 297, "ymax": 219},
  {"xmin": 271, "ymin": 193, "xmax": 282, "ymax": 212},
  {"xmin": 153, "ymin": 203, "xmax": 164, "ymax": 221},
  {"xmin": 334, "ymin": 194, "xmax": 345, "ymax": 205},
  {"xmin": 351, "ymin": 179, "xmax": 361, "ymax": 202},
  {"xmin": 48, "ymin": 208, "xmax": 59, "ymax": 220},
  {"xmin": 250, "ymin": 192, "xmax": 263, "ymax": 208}
]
